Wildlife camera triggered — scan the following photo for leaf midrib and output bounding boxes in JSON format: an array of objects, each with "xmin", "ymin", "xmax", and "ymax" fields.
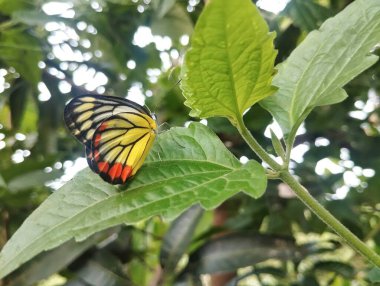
[{"xmin": 74, "ymin": 165, "xmax": 246, "ymax": 232}]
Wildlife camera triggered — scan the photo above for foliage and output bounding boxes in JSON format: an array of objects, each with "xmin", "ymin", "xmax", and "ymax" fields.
[
  {"xmin": 261, "ymin": 0, "xmax": 380, "ymax": 135},
  {"xmin": 0, "ymin": 0, "xmax": 379, "ymax": 285},
  {"xmin": 180, "ymin": 0, "xmax": 277, "ymax": 123}
]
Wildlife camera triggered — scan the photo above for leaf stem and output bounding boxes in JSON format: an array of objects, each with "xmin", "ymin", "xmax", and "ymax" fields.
[
  {"xmin": 237, "ymin": 116, "xmax": 380, "ymax": 268},
  {"xmin": 236, "ymin": 117, "xmax": 282, "ymax": 170},
  {"xmin": 280, "ymin": 171, "xmax": 380, "ymax": 268}
]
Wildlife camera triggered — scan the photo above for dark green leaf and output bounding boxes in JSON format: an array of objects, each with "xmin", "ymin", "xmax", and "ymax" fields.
[
  {"xmin": 0, "ymin": 28, "xmax": 42, "ymax": 85},
  {"xmin": 283, "ymin": 0, "xmax": 333, "ymax": 31},
  {"xmin": 9, "ymin": 79, "xmax": 29, "ymax": 130},
  {"xmin": 8, "ymin": 231, "xmax": 113, "ymax": 286},
  {"xmin": 0, "ymin": 174, "xmax": 6, "ymax": 188},
  {"xmin": 313, "ymin": 261, "xmax": 355, "ymax": 278},
  {"xmin": 0, "ymin": 0, "xmax": 33, "ymax": 15},
  {"xmin": 160, "ymin": 205, "xmax": 204, "ymax": 273},
  {"xmin": 185, "ymin": 233, "xmax": 297, "ymax": 275},
  {"xmin": 12, "ymin": 10, "xmax": 65, "ymax": 26},
  {"xmin": 368, "ymin": 267, "xmax": 380, "ymax": 283},
  {"xmin": 75, "ymin": 260, "xmax": 130, "ymax": 286},
  {"xmin": 226, "ymin": 266, "xmax": 286, "ymax": 286}
]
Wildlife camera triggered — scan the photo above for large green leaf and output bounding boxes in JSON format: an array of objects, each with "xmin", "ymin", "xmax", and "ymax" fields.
[
  {"xmin": 0, "ymin": 123, "xmax": 266, "ymax": 278},
  {"xmin": 180, "ymin": 0, "xmax": 276, "ymax": 124},
  {"xmin": 261, "ymin": 0, "xmax": 380, "ymax": 134}
]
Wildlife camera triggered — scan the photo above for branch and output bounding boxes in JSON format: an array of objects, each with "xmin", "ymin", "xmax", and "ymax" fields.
[{"xmin": 236, "ymin": 116, "xmax": 380, "ymax": 268}]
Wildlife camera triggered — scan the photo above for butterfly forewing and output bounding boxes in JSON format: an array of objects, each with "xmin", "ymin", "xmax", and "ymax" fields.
[
  {"xmin": 64, "ymin": 94, "xmax": 157, "ymax": 184},
  {"xmin": 64, "ymin": 94, "xmax": 151, "ymax": 147}
]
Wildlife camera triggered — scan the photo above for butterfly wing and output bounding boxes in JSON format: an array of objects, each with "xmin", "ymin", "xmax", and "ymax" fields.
[
  {"xmin": 64, "ymin": 94, "xmax": 157, "ymax": 184},
  {"xmin": 87, "ymin": 112, "xmax": 156, "ymax": 184},
  {"xmin": 64, "ymin": 94, "xmax": 151, "ymax": 147}
]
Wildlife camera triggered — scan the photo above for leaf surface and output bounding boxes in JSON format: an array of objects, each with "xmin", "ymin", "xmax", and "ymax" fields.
[
  {"xmin": 283, "ymin": 0, "xmax": 332, "ymax": 31},
  {"xmin": 8, "ymin": 231, "xmax": 112, "ymax": 286},
  {"xmin": 160, "ymin": 205, "xmax": 204, "ymax": 273},
  {"xmin": 261, "ymin": 0, "xmax": 380, "ymax": 134},
  {"xmin": 180, "ymin": 0, "xmax": 276, "ymax": 123},
  {"xmin": 0, "ymin": 123, "xmax": 266, "ymax": 278},
  {"xmin": 0, "ymin": 28, "xmax": 42, "ymax": 85},
  {"xmin": 182, "ymin": 233, "xmax": 297, "ymax": 275}
]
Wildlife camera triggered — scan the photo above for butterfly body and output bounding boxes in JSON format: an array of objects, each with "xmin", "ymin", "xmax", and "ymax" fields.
[{"xmin": 64, "ymin": 94, "xmax": 157, "ymax": 185}]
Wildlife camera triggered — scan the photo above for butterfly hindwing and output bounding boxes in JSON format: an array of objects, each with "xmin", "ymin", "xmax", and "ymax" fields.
[
  {"xmin": 64, "ymin": 94, "xmax": 157, "ymax": 184},
  {"xmin": 87, "ymin": 113, "xmax": 156, "ymax": 184}
]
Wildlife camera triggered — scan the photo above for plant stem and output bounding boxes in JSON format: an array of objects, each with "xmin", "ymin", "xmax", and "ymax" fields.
[
  {"xmin": 0, "ymin": 20, "xmax": 15, "ymax": 31},
  {"xmin": 236, "ymin": 117, "xmax": 281, "ymax": 170},
  {"xmin": 236, "ymin": 116, "xmax": 380, "ymax": 268},
  {"xmin": 280, "ymin": 171, "xmax": 380, "ymax": 268}
]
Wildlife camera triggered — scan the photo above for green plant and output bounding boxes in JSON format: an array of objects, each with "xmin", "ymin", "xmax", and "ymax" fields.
[{"xmin": 0, "ymin": 0, "xmax": 380, "ymax": 284}]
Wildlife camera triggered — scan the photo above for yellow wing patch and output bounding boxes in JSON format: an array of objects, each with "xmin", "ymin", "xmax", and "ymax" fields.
[{"xmin": 64, "ymin": 94, "xmax": 157, "ymax": 184}]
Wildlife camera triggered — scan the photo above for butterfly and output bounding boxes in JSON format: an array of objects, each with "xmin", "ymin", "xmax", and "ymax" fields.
[{"xmin": 64, "ymin": 94, "xmax": 157, "ymax": 185}]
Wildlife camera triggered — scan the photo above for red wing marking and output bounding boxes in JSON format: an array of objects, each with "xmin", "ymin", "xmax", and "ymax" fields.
[
  {"xmin": 93, "ymin": 150, "xmax": 100, "ymax": 160},
  {"xmin": 97, "ymin": 161, "xmax": 109, "ymax": 173},
  {"xmin": 94, "ymin": 134, "xmax": 102, "ymax": 147},
  {"xmin": 108, "ymin": 163, "xmax": 123, "ymax": 181},
  {"xmin": 121, "ymin": 166, "xmax": 133, "ymax": 183},
  {"xmin": 98, "ymin": 122, "xmax": 107, "ymax": 131}
]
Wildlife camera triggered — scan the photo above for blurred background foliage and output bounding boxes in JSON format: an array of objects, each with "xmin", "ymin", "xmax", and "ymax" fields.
[{"xmin": 0, "ymin": 0, "xmax": 379, "ymax": 285}]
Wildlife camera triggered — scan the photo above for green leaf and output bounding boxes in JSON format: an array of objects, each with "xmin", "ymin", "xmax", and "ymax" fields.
[
  {"xmin": 9, "ymin": 80, "xmax": 29, "ymax": 130},
  {"xmin": 151, "ymin": 0, "xmax": 176, "ymax": 19},
  {"xmin": 151, "ymin": 3, "xmax": 193, "ymax": 40},
  {"xmin": 261, "ymin": 0, "xmax": 380, "ymax": 134},
  {"xmin": 0, "ymin": 174, "xmax": 6, "ymax": 189},
  {"xmin": 283, "ymin": 0, "xmax": 333, "ymax": 32},
  {"xmin": 12, "ymin": 10, "xmax": 66, "ymax": 26},
  {"xmin": 0, "ymin": 123, "xmax": 266, "ymax": 278},
  {"xmin": 226, "ymin": 267, "xmax": 286, "ymax": 286},
  {"xmin": 270, "ymin": 129, "xmax": 285, "ymax": 160},
  {"xmin": 312, "ymin": 261, "xmax": 355, "ymax": 278},
  {"xmin": 160, "ymin": 205, "xmax": 204, "ymax": 273},
  {"xmin": 8, "ymin": 231, "xmax": 112, "ymax": 286},
  {"xmin": 183, "ymin": 233, "xmax": 296, "ymax": 275},
  {"xmin": 7, "ymin": 169, "xmax": 63, "ymax": 192},
  {"xmin": 0, "ymin": 28, "xmax": 42, "ymax": 85},
  {"xmin": 0, "ymin": 0, "xmax": 33, "ymax": 15},
  {"xmin": 368, "ymin": 267, "xmax": 380, "ymax": 283},
  {"xmin": 74, "ymin": 260, "xmax": 129, "ymax": 286},
  {"xmin": 180, "ymin": 0, "xmax": 277, "ymax": 124}
]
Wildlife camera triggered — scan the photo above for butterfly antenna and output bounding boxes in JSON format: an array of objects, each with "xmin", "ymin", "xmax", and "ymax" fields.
[{"xmin": 158, "ymin": 122, "xmax": 171, "ymax": 132}]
